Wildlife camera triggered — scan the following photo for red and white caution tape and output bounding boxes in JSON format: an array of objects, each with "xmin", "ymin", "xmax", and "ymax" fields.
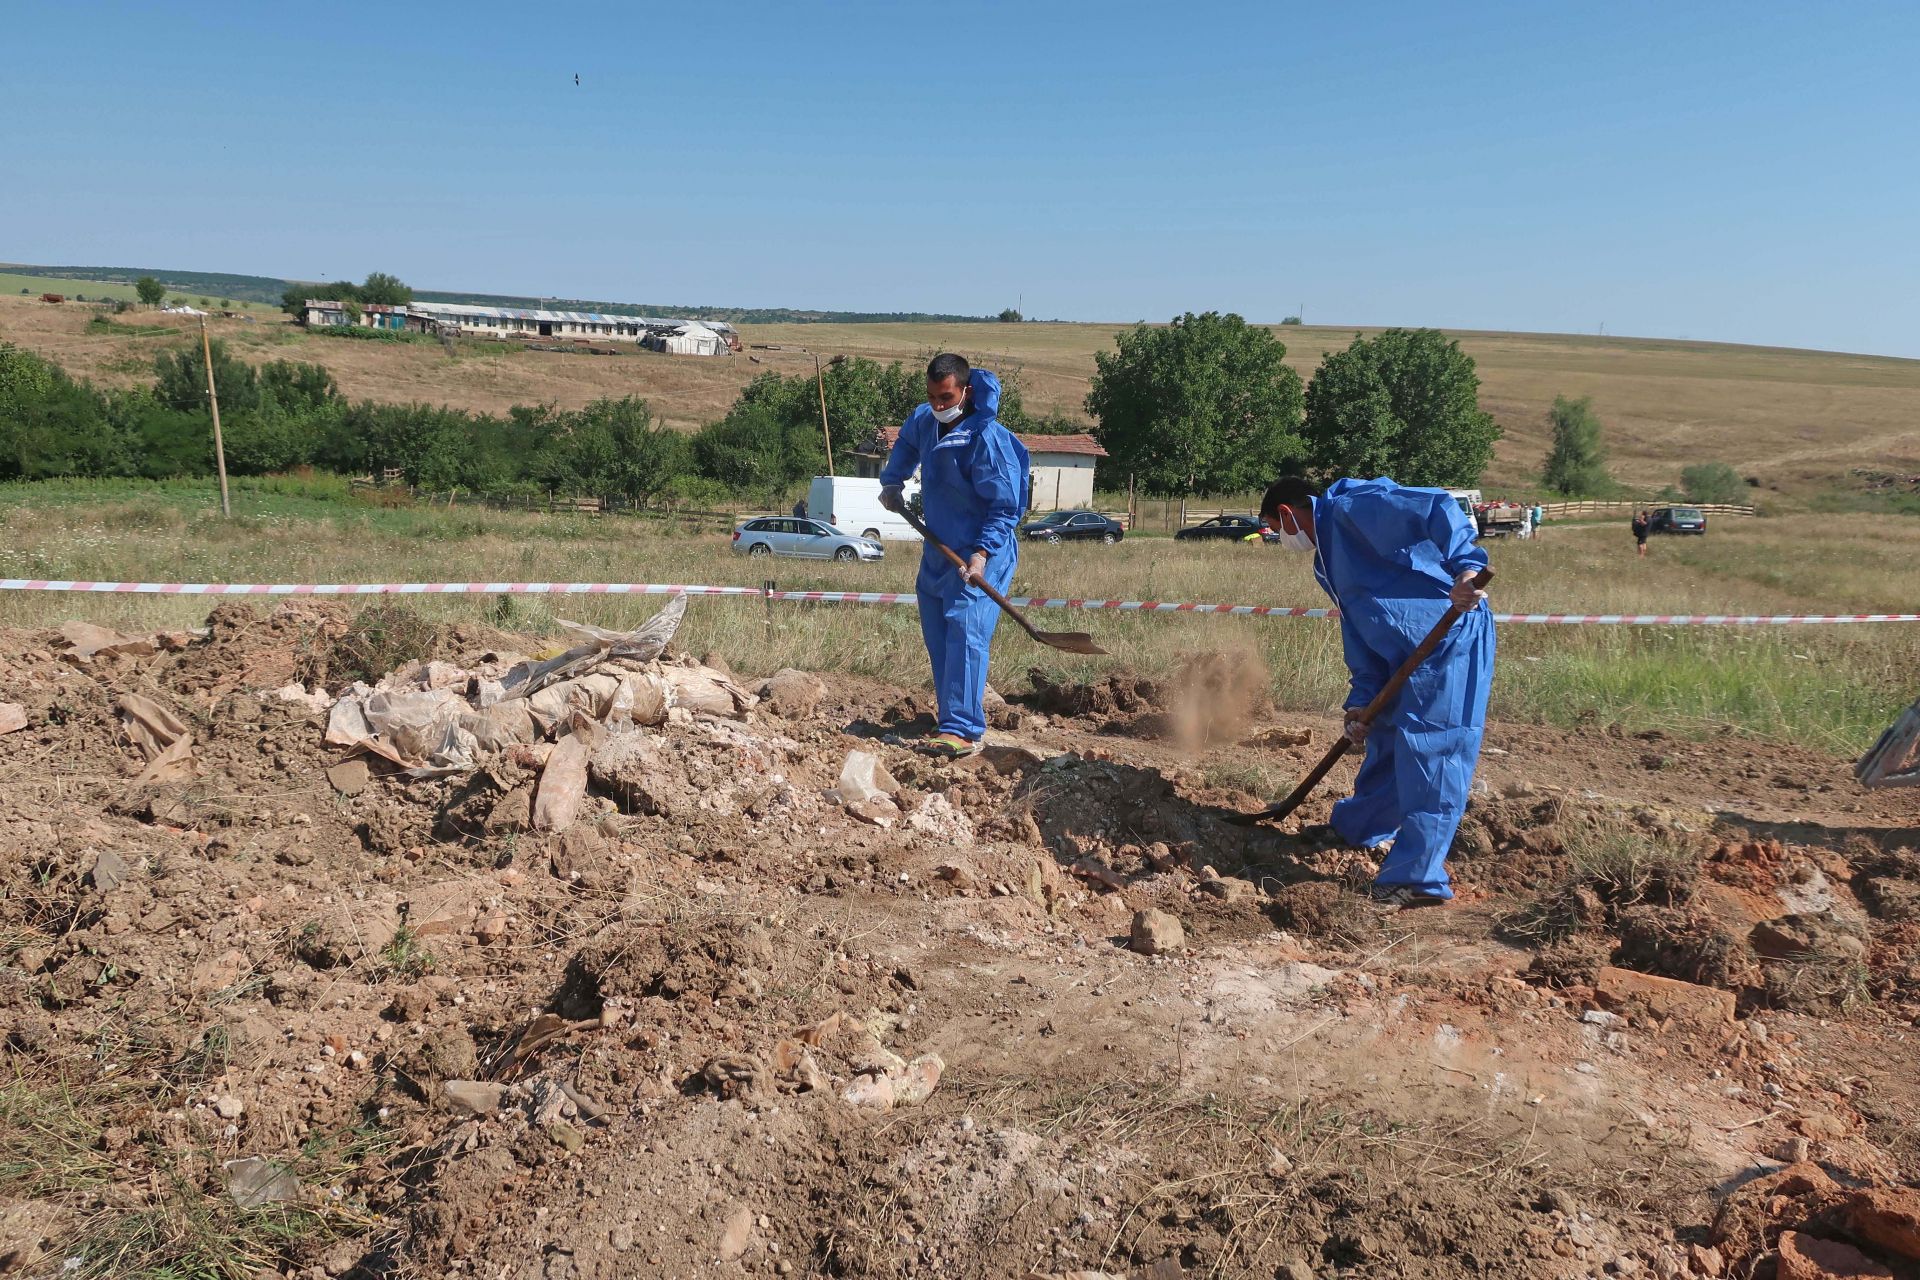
[{"xmin": 2, "ymin": 579, "xmax": 1915, "ymax": 625}]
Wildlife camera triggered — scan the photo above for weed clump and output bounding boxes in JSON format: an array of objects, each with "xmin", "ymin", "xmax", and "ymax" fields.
[{"xmin": 326, "ymin": 603, "xmax": 444, "ymax": 687}]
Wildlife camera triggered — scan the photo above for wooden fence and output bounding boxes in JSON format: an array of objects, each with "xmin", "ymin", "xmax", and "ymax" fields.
[{"xmin": 1538, "ymin": 500, "xmax": 1758, "ymax": 521}]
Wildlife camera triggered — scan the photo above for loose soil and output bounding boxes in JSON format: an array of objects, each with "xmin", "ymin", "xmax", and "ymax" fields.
[{"xmin": 3, "ymin": 601, "xmax": 1919, "ymax": 1279}]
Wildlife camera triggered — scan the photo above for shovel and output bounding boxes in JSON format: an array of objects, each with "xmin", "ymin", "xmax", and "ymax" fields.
[
  {"xmin": 897, "ymin": 506, "xmax": 1107, "ymax": 656},
  {"xmin": 1229, "ymin": 567, "xmax": 1494, "ymax": 827}
]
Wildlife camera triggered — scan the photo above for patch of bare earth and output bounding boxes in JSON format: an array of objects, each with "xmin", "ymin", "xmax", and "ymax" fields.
[{"xmin": 1, "ymin": 603, "xmax": 1918, "ymax": 1278}]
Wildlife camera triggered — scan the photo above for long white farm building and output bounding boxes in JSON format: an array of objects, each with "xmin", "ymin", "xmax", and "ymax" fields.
[{"xmin": 300, "ymin": 299, "xmax": 737, "ymax": 355}]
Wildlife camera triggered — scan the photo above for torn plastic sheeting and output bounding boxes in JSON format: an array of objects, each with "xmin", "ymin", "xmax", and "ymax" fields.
[
  {"xmin": 833, "ymin": 751, "xmax": 900, "ymax": 806},
  {"xmin": 500, "ymin": 596, "xmax": 687, "ymax": 702},
  {"xmin": 116, "ymin": 693, "xmax": 190, "ymax": 760}
]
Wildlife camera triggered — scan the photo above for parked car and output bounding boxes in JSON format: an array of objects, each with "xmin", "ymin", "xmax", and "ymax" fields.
[
  {"xmin": 1648, "ymin": 506, "xmax": 1707, "ymax": 535},
  {"xmin": 1018, "ymin": 510, "xmax": 1126, "ymax": 544},
  {"xmin": 731, "ymin": 517, "xmax": 884, "ymax": 561},
  {"xmin": 1175, "ymin": 514, "xmax": 1270, "ymax": 542}
]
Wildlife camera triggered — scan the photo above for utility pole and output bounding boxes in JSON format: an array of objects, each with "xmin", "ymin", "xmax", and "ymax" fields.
[
  {"xmin": 812, "ymin": 352, "xmax": 835, "ymax": 477},
  {"xmin": 200, "ymin": 316, "xmax": 232, "ymax": 518},
  {"xmin": 802, "ymin": 350, "xmax": 846, "ymax": 477}
]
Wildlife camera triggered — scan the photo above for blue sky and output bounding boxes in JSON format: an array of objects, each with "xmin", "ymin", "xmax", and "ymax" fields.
[{"xmin": 3, "ymin": 1, "xmax": 1917, "ymax": 355}]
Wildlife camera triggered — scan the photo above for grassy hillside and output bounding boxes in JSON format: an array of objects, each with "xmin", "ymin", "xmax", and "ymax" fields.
[
  {"xmin": 0, "ymin": 272, "xmax": 277, "ymax": 313},
  {"xmin": 1, "ymin": 264, "xmax": 993, "ymax": 324},
  {"xmin": 4, "ymin": 293, "xmax": 1917, "ymax": 498}
]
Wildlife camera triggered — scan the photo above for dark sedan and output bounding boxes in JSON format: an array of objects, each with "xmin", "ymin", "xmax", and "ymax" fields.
[
  {"xmin": 1649, "ymin": 506, "xmax": 1707, "ymax": 535},
  {"xmin": 1018, "ymin": 510, "xmax": 1126, "ymax": 544},
  {"xmin": 1176, "ymin": 514, "xmax": 1271, "ymax": 542}
]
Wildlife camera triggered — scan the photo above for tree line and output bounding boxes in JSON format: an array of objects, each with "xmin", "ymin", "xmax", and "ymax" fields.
[
  {"xmin": 4, "ymin": 309, "xmax": 1523, "ymax": 504},
  {"xmin": 0, "ymin": 340, "xmax": 1077, "ymax": 506}
]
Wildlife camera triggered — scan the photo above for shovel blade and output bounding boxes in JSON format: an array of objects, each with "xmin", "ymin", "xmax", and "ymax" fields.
[{"xmin": 1034, "ymin": 631, "xmax": 1107, "ymax": 656}]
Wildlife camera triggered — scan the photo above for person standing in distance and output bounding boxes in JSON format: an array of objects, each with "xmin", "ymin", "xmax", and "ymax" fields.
[{"xmin": 878, "ymin": 354, "xmax": 1030, "ymax": 758}]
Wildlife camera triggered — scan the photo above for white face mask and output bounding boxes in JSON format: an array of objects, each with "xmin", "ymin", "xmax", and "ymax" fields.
[
  {"xmin": 931, "ymin": 402, "xmax": 965, "ymax": 425},
  {"xmin": 1268, "ymin": 506, "xmax": 1314, "ymax": 551}
]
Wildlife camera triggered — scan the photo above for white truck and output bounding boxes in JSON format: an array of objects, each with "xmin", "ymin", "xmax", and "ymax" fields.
[{"xmin": 804, "ymin": 476, "xmax": 922, "ymax": 542}]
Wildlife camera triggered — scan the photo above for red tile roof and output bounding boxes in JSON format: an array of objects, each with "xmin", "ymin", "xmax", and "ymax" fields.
[{"xmin": 872, "ymin": 425, "xmax": 1107, "ymax": 459}]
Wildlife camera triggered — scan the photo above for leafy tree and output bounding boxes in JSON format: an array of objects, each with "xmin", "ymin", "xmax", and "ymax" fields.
[
  {"xmin": 154, "ymin": 340, "xmax": 261, "ymax": 416},
  {"xmin": 282, "ymin": 279, "xmax": 366, "ymax": 315},
  {"xmin": 1085, "ymin": 312, "xmax": 1305, "ymax": 496},
  {"xmin": 1680, "ymin": 461, "xmax": 1745, "ymax": 505},
  {"xmin": 197, "ymin": 298, "xmax": 212, "ymax": 309},
  {"xmin": 359, "ymin": 272, "xmax": 413, "ymax": 307},
  {"xmin": 1541, "ymin": 395, "xmax": 1613, "ymax": 496},
  {"xmin": 1279, "ymin": 315, "xmax": 1303, "ymax": 326},
  {"xmin": 0, "ymin": 345, "xmax": 137, "ymax": 479},
  {"xmin": 219, "ymin": 299, "xmax": 232, "ymax": 309},
  {"xmin": 342, "ymin": 299, "xmax": 363, "ymax": 326},
  {"xmin": 691, "ymin": 403, "xmax": 824, "ymax": 499},
  {"xmin": 1300, "ymin": 328, "xmax": 1499, "ymax": 487},
  {"xmin": 134, "ymin": 276, "xmax": 165, "ymax": 307},
  {"xmin": 997, "ymin": 308, "xmax": 1023, "ymax": 323}
]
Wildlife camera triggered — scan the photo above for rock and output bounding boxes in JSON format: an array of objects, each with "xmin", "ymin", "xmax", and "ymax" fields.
[
  {"xmin": 1772, "ymin": 1136, "xmax": 1813, "ymax": 1164},
  {"xmin": 718, "ymin": 1202, "xmax": 754, "ymax": 1261},
  {"xmin": 845, "ymin": 796, "xmax": 901, "ymax": 827},
  {"xmin": 441, "ymin": 1080, "xmax": 505, "ymax": 1116},
  {"xmin": 1594, "ymin": 966, "xmax": 1736, "ymax": 1028},
  {"xmin": 547, "ymin": 1120, "xmax": 584, "ymax": 1153},
  {"xmin": 1846, "ymin": 1187, "xmax": 1920, "ymax": 1262},
  {"xmin": 761, "ymin": 668, "xmax": 827, "ymax": 720},
  {"xmin": 893, "ymin": 1054, "xmax": 944, "ymax": 1105},
  {"xmin": 610, "ymin": 1224, "xmax": 634, "ymax": 1252},
  {"xmin": 472, "ymin": 912, "xmax": 508, "ymax": 945},
  {"xmin": 1688, "ymin": 1243, "xmax": 1725, "ymax": 1277},
  {"xmin": 210, "ymin": 1094, "xmax": 244, "ymax": 1120},
  {"xmin": 88, "ymin": 848, "xmax": 132, "ymax": 893},
  {"xmin": 486, "ymin": 783, "xmax": 535, "ymax": 835},
  {"xmin": 1540, "ymin": 1189, "xmax": 1579, "ymax": 1216},
  {"xmin": 405, "ymin": 880, "xmax": 479, "ymax": 938},
  {"xmin": 0, "ymin": 702, "xmax": 26, "ymax": 734},
  {"xmin": 701, "ymin": 1055, "xmax": 768, "ymax": 1101},
  {"xmin": 843, "ymin": 1075, "xmax": 895, "ymax": 1109},
  {"xmin": 533, "ymin": 733, "xmax": 591, "ymax": 833},
  {"xmin": 1130, "ymin": 909, "xmax": 1184, "ymax": 956},
  {"xmin": 1200, "ymin": 876, "xmax": 1251, "ymax": 903},
  {"xmin": 1276, "ymin": 1264, "xmax": 1316, "ymax": 1280},
  {"xmin": 326, "ymin": 759, "xmax": 370, "ymax": 796},
  {"xmin": 935, "ymin": 862, "xmax": 981, "ymax": 893},
  {"xmin": 224, "ymin": 1156, "xmax": 300, "ymax": 1208},
  {"xmin": 1775, "ymin": 1231, "xmax": 1894, "ymax": 1279}
]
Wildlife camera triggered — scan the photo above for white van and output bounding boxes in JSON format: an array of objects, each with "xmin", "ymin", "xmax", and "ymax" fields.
[{"xmin": 805, "ymin": 476, "xmax": 921, "ymax": 542}]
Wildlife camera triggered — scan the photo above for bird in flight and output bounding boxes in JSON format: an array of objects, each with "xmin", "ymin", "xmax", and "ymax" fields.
[{"xmin": 574, "ymin": 73, "xmax": 581, "ymax": 86}]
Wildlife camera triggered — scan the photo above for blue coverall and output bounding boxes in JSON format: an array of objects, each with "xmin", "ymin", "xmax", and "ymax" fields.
[
  {"xmin": 1312, "ymin": 478, "xmax": 1496, "ymax": 898},
  {"xmin": 879, "ymin": 369, "xmax": 1031, "ymax": 742}
]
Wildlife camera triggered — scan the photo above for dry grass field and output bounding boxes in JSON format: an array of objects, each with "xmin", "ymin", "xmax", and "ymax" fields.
[
  {"xmin": 3, "ymin": 478, "xmax": 1915, "ymax": 751},
  {"xmin": 5, "ymin": 292, "xmax": 1917, "ymax": 493}
]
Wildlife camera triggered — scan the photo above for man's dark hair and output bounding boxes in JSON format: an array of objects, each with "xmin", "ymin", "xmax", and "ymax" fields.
[
  {"xmin": 926, "ymin": 352, "xmax": 971, "ymax": 385},
  {"xmin": 1259, "ymin": 475, "xmax": 1320, "ymax": 519}
]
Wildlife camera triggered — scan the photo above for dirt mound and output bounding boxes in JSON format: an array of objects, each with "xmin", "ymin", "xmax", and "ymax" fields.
[
  {"xmin": 1027, "ymin": 666, "xmax": 1161, "ymax": 719},
  {"xmin": 5, "ymin": 602, "xmax": 1920, "ymax": 1278}
]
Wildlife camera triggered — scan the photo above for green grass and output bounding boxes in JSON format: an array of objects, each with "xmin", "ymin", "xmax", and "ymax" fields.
[
  {"xmin": 0, "ymin": 272, "xmax": 277, "ymax": 313},
  {"xmin": 0, "ymin": 478, "xmax": 1914, "ymax": 751}
]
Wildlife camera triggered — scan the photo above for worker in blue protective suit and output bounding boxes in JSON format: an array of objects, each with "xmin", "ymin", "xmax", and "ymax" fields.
[
  {"xmin": 878, "ymin": 353, "xmax": 1031, "ymax": 758},
  {"xmin": 1259, "ymin": 475, "xmax": 1496, "ymax": 910}
]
